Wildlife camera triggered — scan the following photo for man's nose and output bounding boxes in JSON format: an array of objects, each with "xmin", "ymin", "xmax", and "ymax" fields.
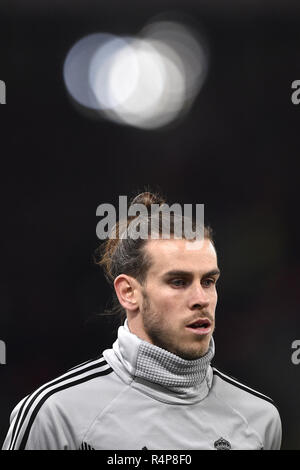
[{"xmin": 188, "ymin": 283, "xmax": 210, "ymax": 310}]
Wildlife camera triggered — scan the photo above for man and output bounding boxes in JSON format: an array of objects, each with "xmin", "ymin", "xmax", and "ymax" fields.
[{"xmin": 2, "ymin": 192, "xmax": 281, "ymax": 450}]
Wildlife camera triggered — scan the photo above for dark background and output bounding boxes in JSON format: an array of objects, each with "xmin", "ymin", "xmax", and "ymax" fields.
[{"xmin": 0, "ymin": 0, "xmax": 300, "ymax": 450}]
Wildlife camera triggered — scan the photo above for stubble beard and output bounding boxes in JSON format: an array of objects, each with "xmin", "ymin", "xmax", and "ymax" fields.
[{"xmin": 141, "ymin": 290, "xmax": 211, "ymax": 360}]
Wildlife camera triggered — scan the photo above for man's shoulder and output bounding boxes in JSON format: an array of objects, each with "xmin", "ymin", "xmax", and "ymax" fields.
[
  {"xmin": 208, "ymin": 367, "xmax": 282, "ymax": 450},
  {"xmin": 211, "ymin": 366, "xmax": 279, "ymax": 417},
  {"xmin": 25, "ymin": 355, "xmax": 116, "ymax": 418},
  {"xmin": 4, "ymin": 353, "xmax": 121, "ymax": 450},
  {"xmin": 35, "ymin": 353, "xmax": 121, "ymax": 415}
]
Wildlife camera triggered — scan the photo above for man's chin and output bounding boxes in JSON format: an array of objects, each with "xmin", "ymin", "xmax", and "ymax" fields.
[
  {"xmin": 145, "ymin": 327, "xmax": 211, "ymax": 359},
  {"xmin": 169, "ymin": 343, "xmax": 210, "ymax": 360},
  {"xmin": 175, "ymin": 339, "xmax": 212, "ymax": 360},
  {"xmin": 176, "ymin": 350, "xmax": 208, "ymax": 360}
]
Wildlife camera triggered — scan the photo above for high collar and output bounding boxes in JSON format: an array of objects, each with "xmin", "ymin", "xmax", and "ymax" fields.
[{"xmin": 103, "ymin": 320, "xmax": 215, "ymax": 404}]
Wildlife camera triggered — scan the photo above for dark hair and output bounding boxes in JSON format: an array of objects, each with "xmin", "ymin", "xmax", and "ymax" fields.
[{"xmin": 94, "ymin": 190, "xmax": 214, "ymax": 324}]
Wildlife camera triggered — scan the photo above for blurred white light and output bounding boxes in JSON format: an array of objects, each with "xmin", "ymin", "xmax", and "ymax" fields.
[
  {"xmin": 106, "ymin": 39, "xmax": 185, "ymax": 129},
  {"xmin": 89, "ymin": 36, "xmax": 136, "ymax": 110},
  {"xmin": 63, "ymin": 18, "xmax": 209, "ymax": 130},
  {"xmin": 63, "ymin": 33, "xmax": 116, "ymax": 109},
  {"xmin": 142, "ymin": 20, "xmax": 208, "ymax": 102},
  {"xmin": 110, "ymin": 40, "xmax": 165, "ymax": 117}
]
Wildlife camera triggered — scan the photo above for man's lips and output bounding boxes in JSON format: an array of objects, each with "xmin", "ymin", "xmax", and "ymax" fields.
[{"xmin": 185, "ymin": 318, "xmax": 212, "ymax": 335}]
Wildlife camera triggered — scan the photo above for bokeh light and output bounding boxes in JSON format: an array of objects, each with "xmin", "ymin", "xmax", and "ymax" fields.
[{"xmin": 63, "ymin": 18, "xmax": 209, "ymax": 129}]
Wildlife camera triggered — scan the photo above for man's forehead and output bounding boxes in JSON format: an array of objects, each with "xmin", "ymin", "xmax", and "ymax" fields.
[{"xmin": 145, "ymin": 238, "xmax": 217, "ymax": 274}]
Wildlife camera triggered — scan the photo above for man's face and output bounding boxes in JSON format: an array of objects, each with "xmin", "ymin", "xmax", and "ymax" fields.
[{"xmin": 136, "ymin": 238, "xmax": 220, "ymax": 360}]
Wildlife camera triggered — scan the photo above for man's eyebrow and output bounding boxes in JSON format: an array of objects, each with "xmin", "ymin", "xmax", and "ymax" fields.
[
  {"xmin": 162, "ymin": 269, "xmax": 221, "ymax": 278},
  {"xmin": 203, "ymin": 269, "xmax": 221, "ymax": 277}
]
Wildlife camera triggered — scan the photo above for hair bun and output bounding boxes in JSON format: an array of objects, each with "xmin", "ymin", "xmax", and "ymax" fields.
[{"xmin": 130, "ymin": 191, "xmax": 165, "ymax": 209}]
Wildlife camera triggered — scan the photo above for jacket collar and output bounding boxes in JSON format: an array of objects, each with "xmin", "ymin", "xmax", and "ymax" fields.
[{"xmin": 104, "ymin": 320, "xmax": 215, "ymax": 404}]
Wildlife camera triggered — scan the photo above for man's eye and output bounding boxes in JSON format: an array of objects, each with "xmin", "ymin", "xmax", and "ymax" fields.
[
  {"xmin": 202, "ymin": 279, "xmax": 216, "ymax": 287},
  {"xmin": 170, "ymin": 279, "xmax": 186, "ymax": 287}
]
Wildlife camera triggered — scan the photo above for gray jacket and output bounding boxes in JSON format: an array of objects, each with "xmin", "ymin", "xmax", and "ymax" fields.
[{"xmin": 2, "ymin": 321, "xmax": 282, "ymax": 450}]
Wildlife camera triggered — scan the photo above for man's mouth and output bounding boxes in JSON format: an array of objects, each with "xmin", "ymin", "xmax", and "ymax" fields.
[{"xmin": 185, "ymin": 318, "xmax": 212, "ymax": 335}]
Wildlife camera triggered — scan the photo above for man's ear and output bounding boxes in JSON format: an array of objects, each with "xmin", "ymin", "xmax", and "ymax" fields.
[{"xmin": 114, "ymin": 274, "xmax": 140, "ymax": 312}]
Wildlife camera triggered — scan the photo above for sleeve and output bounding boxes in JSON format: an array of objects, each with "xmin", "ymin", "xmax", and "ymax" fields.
[
  {"xmin": 2, "ymin": 395, "xmax": 78, "ymax": 450},
  {"xmin": 263, "ymin": 405, "xmax": 282, "ymax": 450},
  {"xmin": 2, "ymin": 397, "xmax": 28, "ymax": 450}
]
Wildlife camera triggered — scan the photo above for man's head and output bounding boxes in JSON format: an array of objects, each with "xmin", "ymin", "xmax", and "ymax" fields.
[{"xmin": 97, "ymin": 191, "xmax": 219, "ymax": 359}]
